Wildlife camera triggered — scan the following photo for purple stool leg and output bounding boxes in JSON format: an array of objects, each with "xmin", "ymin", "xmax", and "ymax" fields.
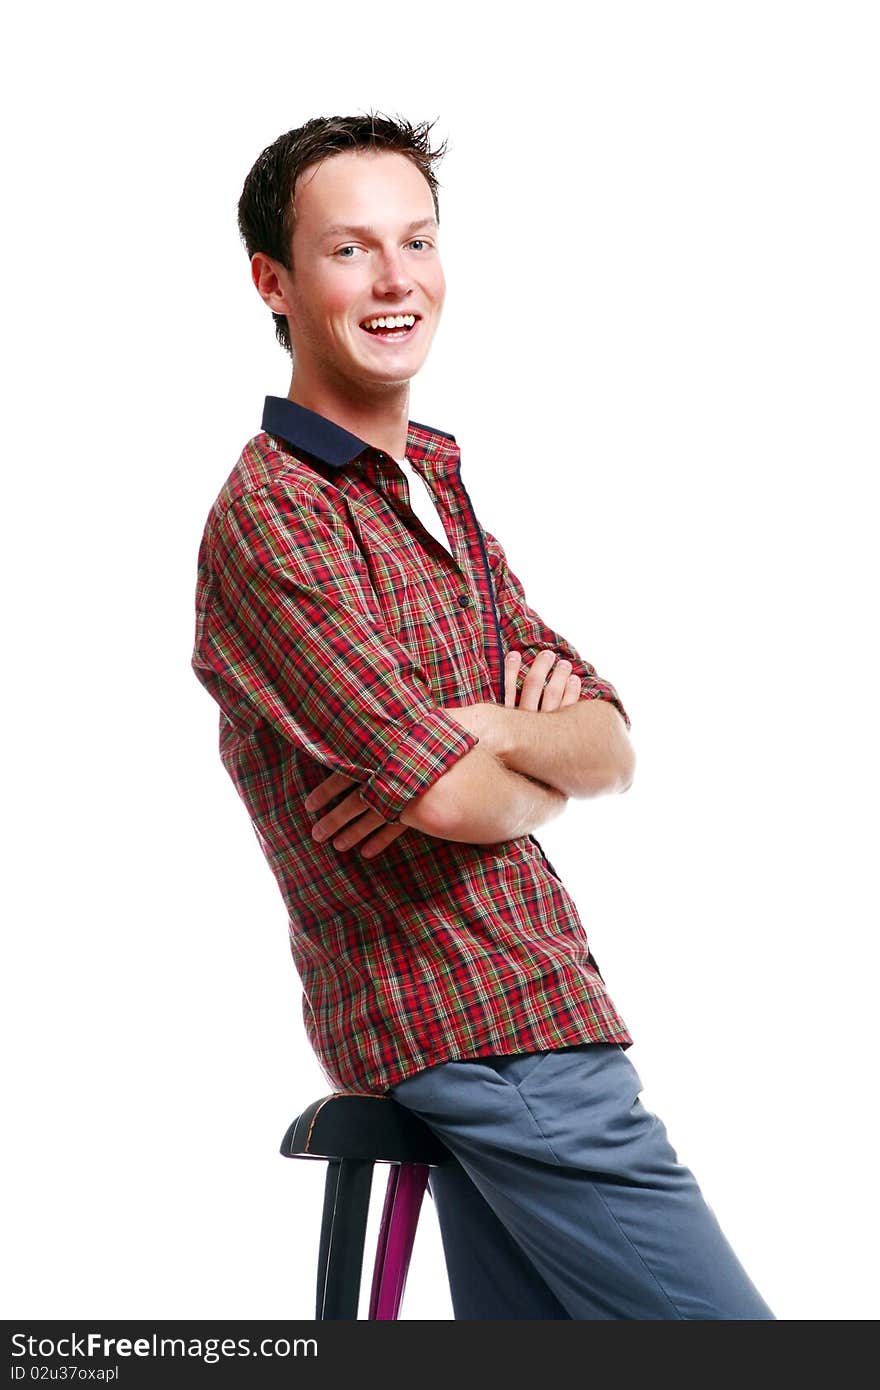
[{"xmin": 368, "ymin": 1162, "xmax": 430, "ymax": 1319}]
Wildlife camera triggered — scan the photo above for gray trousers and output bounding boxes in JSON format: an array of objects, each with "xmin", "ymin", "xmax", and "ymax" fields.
[{"xmin": 389, "ymin": 1042, "xmax": 776, "ymax": 1320}]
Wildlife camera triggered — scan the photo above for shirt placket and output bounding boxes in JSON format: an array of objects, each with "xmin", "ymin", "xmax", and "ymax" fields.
[
  {"xmin": 391, "ymin": 442, "xmax": 570, "ymax": 894},
  {"xmin": 395, "ymin": 447, "xmax": 506, "ymax": 703},
  {"xmin": 364, "ymin": 449, "xmax": 499, "ymax": 692}
]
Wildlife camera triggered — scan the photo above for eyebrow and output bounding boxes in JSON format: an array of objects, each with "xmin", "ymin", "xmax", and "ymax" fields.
[{"xmin": 321, "ymin": 216, "xmax": 438, "ymax": 241}]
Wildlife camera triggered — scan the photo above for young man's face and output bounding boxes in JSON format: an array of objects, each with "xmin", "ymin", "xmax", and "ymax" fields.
[{"xmin": 282, "ymin": 149, "xmax": 445, "ymax": 392}]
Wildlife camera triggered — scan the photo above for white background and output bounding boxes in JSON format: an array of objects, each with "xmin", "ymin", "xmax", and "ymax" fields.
[{"xmin": 4, "ymin": 1, "xmax": 878, "ymax": 1322}]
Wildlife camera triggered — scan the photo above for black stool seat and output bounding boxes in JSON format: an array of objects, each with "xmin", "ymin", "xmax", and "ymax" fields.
[{"xmin": 281, "ymin": 1092, "xmax": 450, "ymax": 1165}]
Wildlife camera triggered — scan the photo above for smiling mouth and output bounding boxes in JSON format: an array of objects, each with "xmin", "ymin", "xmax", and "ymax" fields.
[{"xmin": 359, "ymin": 313, "xmax": 421, "ymax": 340}]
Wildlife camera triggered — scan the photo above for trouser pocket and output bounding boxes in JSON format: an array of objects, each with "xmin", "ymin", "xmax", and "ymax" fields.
[{"xmin": 480, "ymin": 1049, "xmax": 554, "ymax": 1091}]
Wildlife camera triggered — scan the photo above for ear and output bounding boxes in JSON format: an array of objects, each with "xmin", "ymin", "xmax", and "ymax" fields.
[{"xmin": 251, "ymin": 252, "xmax": 292, "ymax": 315}]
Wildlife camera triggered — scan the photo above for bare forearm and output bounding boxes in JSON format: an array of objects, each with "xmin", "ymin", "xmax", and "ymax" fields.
[
  {"xmin": 491, "ymin": 699, "xmax": 635, "ymax": 799},
  {"xmin": 497, "ymin": 700, "xmax": 628, "ymax": 800},
  {"xmin": 410, "ymin": 745, "xmax": 568, "ymax": 845}
]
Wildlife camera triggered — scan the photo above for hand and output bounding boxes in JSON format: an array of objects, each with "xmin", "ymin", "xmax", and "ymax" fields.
[
  {"xmin": 441, "ymin": 651, "xmax": 581, "ymax": 761},
  {"xmin": 302, "ymin": 651, "xmax": 581, "ymax": 855},
  {"xmin": 303, "ymin": 771, "xmax": 408, "ymax": 859},
  {"xmin": 505, "ymin": 649, "xmax": 582, "ymax": 711}
]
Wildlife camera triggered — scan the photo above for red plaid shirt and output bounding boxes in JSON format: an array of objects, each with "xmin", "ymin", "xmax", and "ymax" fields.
[{"xmin": 191, "ymin": 396, "xmax": 634, "ymax": 1093}]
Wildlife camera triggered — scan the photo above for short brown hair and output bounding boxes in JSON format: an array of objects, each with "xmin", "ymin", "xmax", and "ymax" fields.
[{"xmin": 237, "ymin": 111, "xmax": 448, "ymax": 356}]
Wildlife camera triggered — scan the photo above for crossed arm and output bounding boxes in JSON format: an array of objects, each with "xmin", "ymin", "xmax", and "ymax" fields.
[
  {"xmin": 204, "ymin": 485, "xmax": 634, "ymax": 861},
  {"xmin": 304, "ymin": 646, "xmax": 635, "ymax": 859}
]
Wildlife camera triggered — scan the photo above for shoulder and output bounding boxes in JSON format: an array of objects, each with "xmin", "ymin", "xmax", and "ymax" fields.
[
  {"xmin": 199, "ymin": 432, "xmax": 346, "ymax": 548},
  {"xmin": 213, "ymin": 431, "xmax": 329, "ymax": 514}
]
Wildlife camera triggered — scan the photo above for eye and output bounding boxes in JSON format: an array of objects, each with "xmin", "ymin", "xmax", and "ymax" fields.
[
  {"xmin": 335, "ymin": 245, "xmax": 362, "ymax": 258},
  {"xmin": 408, "ymin": 239, "xmax": 430, "ymax": 251}
]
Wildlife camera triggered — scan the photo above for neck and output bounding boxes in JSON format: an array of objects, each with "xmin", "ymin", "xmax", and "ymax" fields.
[{"xmin": 288, "ymin": 365, "xmax": 411, "ymax": 459}]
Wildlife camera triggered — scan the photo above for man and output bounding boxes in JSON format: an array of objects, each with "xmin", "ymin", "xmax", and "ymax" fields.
[{"xmin": 191, "ymin": 114, "xmax": 775, "ymax": 1319}]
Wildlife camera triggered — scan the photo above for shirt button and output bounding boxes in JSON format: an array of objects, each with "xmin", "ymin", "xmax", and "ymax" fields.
[{"xmin": 457, "ymin": 593, "xmax": 471, "ymax": 608}]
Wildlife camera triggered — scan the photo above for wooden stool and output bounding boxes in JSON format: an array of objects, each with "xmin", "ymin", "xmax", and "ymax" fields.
[{"xmin": 280, "ymin": 1092, "xmax": 451, "ymax": 1319}]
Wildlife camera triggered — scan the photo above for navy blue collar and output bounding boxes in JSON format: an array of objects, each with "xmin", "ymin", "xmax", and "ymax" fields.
[
  {"xmin": 261, "ymin": 395, "xmax": 458, "ymax": 472},
  {"xmin": 261, "ymin": 396, "xmax": 370, "ymax": 469}
]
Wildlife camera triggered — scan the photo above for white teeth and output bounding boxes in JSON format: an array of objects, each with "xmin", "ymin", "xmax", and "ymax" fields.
[{"xmin": 362, "ymin": 314, "xmax": 417, "ymax": 331}]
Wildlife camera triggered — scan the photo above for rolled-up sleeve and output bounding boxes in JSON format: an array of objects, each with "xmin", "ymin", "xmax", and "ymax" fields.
[
  {"xmin": 480, "ymin": 525, "xmax": 631, "ymax": 731},
  {"xmin": 193, "ymin": 483, "xmax": 480, "ymax": 824}
]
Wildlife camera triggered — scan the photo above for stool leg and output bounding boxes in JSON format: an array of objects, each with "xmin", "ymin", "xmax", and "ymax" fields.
[
  {"xmin": 316, "ymin": 1158, "xmax": 373, "ymax": 1320},
  {"xmin": 368, "ymin": 1164, "xmax": 401, "ymax": 1319},
  {"xmin": 368, "ymin": 1162, "xmax": 430, "ymax": 1320}
]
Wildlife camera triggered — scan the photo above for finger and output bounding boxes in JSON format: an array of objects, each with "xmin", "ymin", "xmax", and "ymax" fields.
[
  {"xmin": 359, "ymin": 822, "xmax": 409, "ymax": 860},
  {"xmin": 304, "ymin": 772, "xmax": 357, "ymax": 813},
  {"xmin": 560, "ymin": 673, "xmax": 582, "ymax": 707},
  {"xmin": 519, "ymin": 649, "xmax": 558, "ymax": 710},
  {"xmin": 519, "ymin": 649, "xmax": 557, "ymax": 709},
  {"xmin": 311, "ymin": 790, "xmax": 378, "ymax": 846},
  {"xmin": 539, "ymin": 659, "xmax": 573, "ymax": 711},
  {"xmin": 329, "ymin": 807, "xmax": 389, "ymax": 852},
  {"xmin": 504, "ymin": 651, "xmax": 522, "ymax": 707}
]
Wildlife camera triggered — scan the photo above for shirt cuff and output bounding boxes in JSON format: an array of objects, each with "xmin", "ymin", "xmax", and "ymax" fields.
[{"xmin": 359, "ymin": 708, "xmax": 480, "ymax": 824}]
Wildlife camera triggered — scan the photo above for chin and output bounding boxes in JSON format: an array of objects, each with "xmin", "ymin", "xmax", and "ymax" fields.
[
  {"xmin": 359, "ymin": 352, "xmax": 429, "ymax": 381},
  {"xmin": 366, "ymin": 369, "xmax": 423, "ymax": 391}
]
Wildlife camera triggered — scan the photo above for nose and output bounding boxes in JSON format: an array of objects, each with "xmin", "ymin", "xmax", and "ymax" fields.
[{"xmin": 373, "ymin": 245, "xmax": 413, "ymax": 300}]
